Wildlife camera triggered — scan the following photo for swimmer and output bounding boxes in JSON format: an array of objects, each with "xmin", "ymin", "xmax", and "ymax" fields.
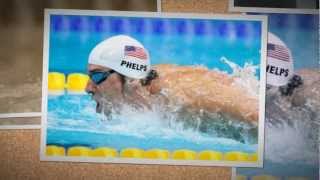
[
  {"xmin": 264, "ymin": 32, "xmax": 320, "ymax": 127},
  {"xmin": 85, "ymin": 35, "xmax": 259, "ymax": 125}
]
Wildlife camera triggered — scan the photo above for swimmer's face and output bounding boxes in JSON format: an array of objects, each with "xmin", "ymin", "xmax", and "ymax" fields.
[{"xmin": 85, "ymin": 64, "xmax": 124, "ymax": 113}]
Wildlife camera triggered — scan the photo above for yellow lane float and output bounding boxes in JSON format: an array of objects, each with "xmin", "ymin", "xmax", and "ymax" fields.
[
  {"xmin": 198, "ymin": 150, "xmax": 223, "ymax": 160},
  {"xmin": 248, "ymin": 152, "xmax": 258, "ymax": 162},
  {"xmin": 46, "ymin": 145, "xmax": 257, "ymax": 162},
  {"xmin": 66, "ymin": 73, "xmax": 89, "ymax": 94},
  {"xmin": 67, "ymin": 146, "xmax": 92, "ymax": 156},
  {"xmin": 144, "ymin": 149, "xmax": 170, "ymax": 159},
  {"xmin": 120, "ymin": 148, "xmax": 144, "ymax": 158},
  {"xmin": 224, "ymin": 151, "xmax": 249, "ymax": 161},
  {"xmin": 89, "ymin": 147, "xmax": 118, "ymax": 158},
  {"xmin": 48, "ymin": 72, "xmax": 66, "ymax": 94},
  {"xmin": 172, "ymin": 149, "xmax": 197, "ymax": 160},
  {"xmin": 46, "ymin": 145, "xmax": 65, "ymax": 156},
  {"xmin": 48, "ymin": 72, "xmax": 89, "ymax": 94}
]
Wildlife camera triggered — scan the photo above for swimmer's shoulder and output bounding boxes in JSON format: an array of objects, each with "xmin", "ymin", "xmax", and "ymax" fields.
[{"xmin": 154, "ymin": 64, "xmax": 234, "ymax": 84}]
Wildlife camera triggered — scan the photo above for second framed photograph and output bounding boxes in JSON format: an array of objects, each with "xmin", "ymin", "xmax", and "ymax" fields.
[
  {"xmin": 229, "ymin": 0, "xmax": 319, "ymax": 14},
  {"xmin": 41, "ymin": 9, "xmax": 267, "ymax": 167}
]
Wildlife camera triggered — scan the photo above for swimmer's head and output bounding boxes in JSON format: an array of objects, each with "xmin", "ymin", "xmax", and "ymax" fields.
[
  {"xmin": 266, "ymin": 32, "xmax": 294, "ymax": 87},
  {"xmin": 88, "ymin": 35, "xmax": 151, "ymax": 79},
  {"xmin": 86, "ymin": 35, "xmax": 155, "ymax": 114},
  {"xmin": 86, "ymin": 64, "xmax": 125, "ymax": 113}
]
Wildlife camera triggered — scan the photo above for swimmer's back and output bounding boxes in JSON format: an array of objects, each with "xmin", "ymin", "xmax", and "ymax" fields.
[{"xmin": 152, "ymin": 64, "xmax": 258, "ymax": 124}]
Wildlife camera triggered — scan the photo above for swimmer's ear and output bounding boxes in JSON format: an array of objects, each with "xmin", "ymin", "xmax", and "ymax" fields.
[
  {"xmin": 141, "ymin": 69, "xmax": 158, "ymax": 86},
  {"xmin": 279, "ymin": 74, "xmax": 303, "ymax": 96}
]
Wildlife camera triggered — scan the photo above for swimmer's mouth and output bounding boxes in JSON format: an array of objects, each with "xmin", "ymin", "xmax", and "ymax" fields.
[
  {"xmin": 96, "ymin": 102, "xmax": 102, "ymax": 113},
  {"xmin": 88, "ymin": 92, "xmax": 101, "ymax": 113}
]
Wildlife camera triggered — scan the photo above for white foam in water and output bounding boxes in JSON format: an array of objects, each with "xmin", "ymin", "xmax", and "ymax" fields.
[
  {"xmin": 263, "ymin": 76, "xmax": 320, "ymax": 165},
  {"xmin": 49, "ymin": 98, "xmax": 247, "ymax": 147},
  {"xmin": 265, "ymin": 121, "xmax": 318, "ymax": 165},
  {"xmin": 103, "ymin": 105, "xmax": 246, "ymax": 146},
  {"xmin": 97, "ymin": 102, "xmax": 201, "ymax": 140},
  {"xmin": 220, "ymin": 56, "xmax": 259, "ymax": 98}
]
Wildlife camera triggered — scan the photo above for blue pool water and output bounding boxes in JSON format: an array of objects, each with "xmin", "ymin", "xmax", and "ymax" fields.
[
  {"xmin": 249, "ymin": 13, "xmax": 319, "ymax": 70},
  {"xmin": 50, "ymin": 33, "xmax": 261, "ymax": 76},
  {"xmin": 47, "ymin": 14, "xmax": 262, "ymax": 154},
  {"xmin": 49, "ymin": 15, "xmax": 262, "ymax": 76}
]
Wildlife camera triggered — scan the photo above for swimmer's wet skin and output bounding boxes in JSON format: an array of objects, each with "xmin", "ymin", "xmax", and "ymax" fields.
[{"xmin": 151, "ymin": 64, "xmax": 259, "ymax": 125}]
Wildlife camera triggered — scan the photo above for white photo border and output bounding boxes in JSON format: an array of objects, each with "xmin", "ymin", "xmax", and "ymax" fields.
[
  {"xmin": 40, "ymin": 9, "xmax": 267, "ymax": 167},
  {"xmin": 231, "ymin": 168, "xmax": 237, "ymax": 180},
  {"xmin": 157, "ymin": 0, "xmax": 162, "ymax": 12},
  {"xmin": 229, "ymin": 0, "xmax": 319, "ymax": 14},
  {"xmin": 0, "ymin": 112, "xmax": 42, "ymax": 129}
]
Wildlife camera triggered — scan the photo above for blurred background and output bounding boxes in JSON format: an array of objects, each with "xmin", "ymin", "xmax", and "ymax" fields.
[{"xmin": 0, "ymin": 0, "xmax": 157, "ymax": 122}]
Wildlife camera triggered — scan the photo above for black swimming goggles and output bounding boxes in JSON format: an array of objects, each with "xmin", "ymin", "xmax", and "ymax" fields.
[{"xmin": 89, "ymin": 70, "xmax": 115, "ymax": 85}]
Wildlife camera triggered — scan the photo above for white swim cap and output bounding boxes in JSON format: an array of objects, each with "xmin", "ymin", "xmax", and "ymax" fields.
[
  {"xmin": 266, "ymin": 32, "xmax": 294, "ymax": 86},
  {"xmin": 89, "ymin": 35, "xmax": 151, "ymax": 79}
]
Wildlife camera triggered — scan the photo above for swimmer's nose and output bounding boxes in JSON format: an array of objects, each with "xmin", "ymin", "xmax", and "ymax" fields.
[{"xmin": 85, "ymin": 80, "xmax": 96, "ymax": 95}]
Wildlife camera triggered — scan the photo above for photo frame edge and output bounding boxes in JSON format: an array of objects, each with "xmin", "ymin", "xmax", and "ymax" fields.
[
  {"xmin": 40, "ymin": 9, "xmax": 267, "ymax": 167},
  {"xmin": 40, "ymin": 9, "xmax": 51, "ymax": 162}
]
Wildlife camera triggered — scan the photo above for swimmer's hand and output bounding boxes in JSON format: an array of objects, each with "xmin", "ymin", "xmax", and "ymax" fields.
[{"xmin": 279, "ymin": 74, "xmax": 303, "ymax": 96}]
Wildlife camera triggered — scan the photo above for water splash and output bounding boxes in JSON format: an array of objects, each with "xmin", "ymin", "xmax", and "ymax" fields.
[
  {"xmin": 48, "ymin": 91, "xmax": 258, "ymax": 147},
  {"xmin": 265, "ymin": 119, "xmax": 318, "ymax": 165},
  {"xmin": 263, "ymin": 69, "xmax": 319, "ymax": 165},
  {"xmin": 47, "ymin": 93, "xmax": 258, "ymax": 152},
  {"xmin": 220, "ymin": 56, "xmax": 259, "ymax": 98}
]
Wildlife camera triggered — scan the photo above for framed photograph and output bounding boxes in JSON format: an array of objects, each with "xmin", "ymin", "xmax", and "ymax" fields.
[
  {"xmin": 0, "ymin": 0, "xmax": 159, "ymax": 128},
  {"xmin": 229, "ymin": 0, "xmax": 319, "ymax": 14},
  {"xmin": 233, "ymin": 13, "xmax": 319, "ymax": 179},
  {"xmin": 41, "ymin": 9, "xmax": 267, "ymax": 167}
]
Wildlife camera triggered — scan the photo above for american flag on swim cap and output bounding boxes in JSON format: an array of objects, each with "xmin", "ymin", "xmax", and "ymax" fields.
[
  {"xmin": 267, "ymin": 43, "xmax": 290, "ymax": 62},
  {"xmin": 125, "ymin": 45, "xmax": 147, "ymax": 60}
]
